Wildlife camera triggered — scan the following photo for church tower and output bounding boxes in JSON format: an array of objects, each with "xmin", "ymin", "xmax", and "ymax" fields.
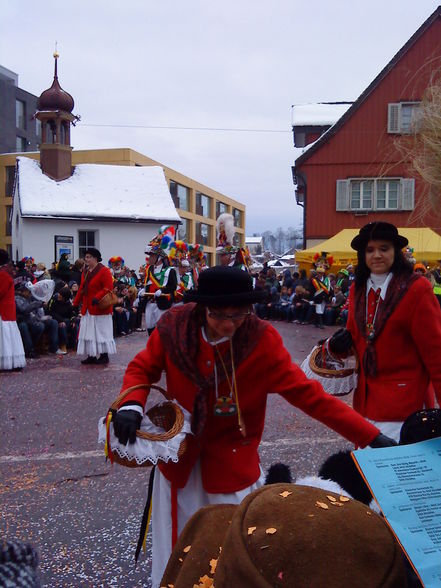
[{"xmin": 34, "ymin": 52, "xmax": 79, "ymax": 181}]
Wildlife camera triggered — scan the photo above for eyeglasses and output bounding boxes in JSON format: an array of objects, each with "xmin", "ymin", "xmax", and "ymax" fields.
[{"xmin": 207, "ymin": 309, "xmax": 252, "ymax": 322}]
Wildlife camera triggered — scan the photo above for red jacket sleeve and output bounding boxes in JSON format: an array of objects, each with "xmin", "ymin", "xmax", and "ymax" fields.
[
  {"xmin": 410, "ymin": 280, "xmax": 441, "ymax": 407},
  {"xmin": 94, "ymin": 267, "xmax": 114, "ymax": 302},
  {"xmin": 258, "ymin": 326, "xmax": 380, "ymax": 447}
]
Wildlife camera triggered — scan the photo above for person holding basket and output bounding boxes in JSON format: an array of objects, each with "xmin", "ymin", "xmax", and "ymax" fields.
[
  {"xmin": 111, "ymin": 266, "xmax": 394, "ymax": 587},
  {"xmin": 73, "ymin": 248, "xmax": 116, "ymax": 365}
]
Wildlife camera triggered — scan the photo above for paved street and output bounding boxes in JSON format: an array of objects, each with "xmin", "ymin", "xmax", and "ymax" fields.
[{"xmin": 0, "ymin": 321, "xmax": 351, "ymax": 587}]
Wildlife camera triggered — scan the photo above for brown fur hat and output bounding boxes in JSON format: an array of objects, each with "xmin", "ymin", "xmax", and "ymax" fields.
[{"xmin": 161, "ymin": 484, "xmax": 407, "ymax": 588}]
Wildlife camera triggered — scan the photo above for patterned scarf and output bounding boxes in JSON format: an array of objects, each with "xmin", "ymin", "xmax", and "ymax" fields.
[
  {"xmin": 353, "ymin": 272, "xmax": 419, "ymax": 377},
  {"xmin": 156, "ymin": 303, "xmax": 267, "ymax": 435}
]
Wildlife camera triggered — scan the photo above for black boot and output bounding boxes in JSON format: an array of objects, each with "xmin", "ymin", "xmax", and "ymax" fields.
[
  {"xmin": 96, "ymin": 353, "xmax": 109, "ymax": 365},
  {"xmin": 317, "ymin": 315, "xmax": 324, "ymax": 329},
  {"xmin": 81, "ymin": 356, "xmax": 97, "ymax": 365}
]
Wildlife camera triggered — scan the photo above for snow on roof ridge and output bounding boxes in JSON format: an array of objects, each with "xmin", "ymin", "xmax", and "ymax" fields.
[
  {"xmin": 17, "ymin": 156, "xmax": 180, "ymax": 222},
  {"xmin": 292, "ymin": 102, "xmax": 353, "ymax": 126}
]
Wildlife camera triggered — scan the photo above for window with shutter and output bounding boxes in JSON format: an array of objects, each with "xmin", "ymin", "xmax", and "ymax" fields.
[
  {"xmin": 401, "ymin": 179, "xmax": 415, "ymax": 210},
  {"xmin": 336, "ymin": 180, "xmax": 349, "ymax": 211},
  {"xmin": 387, "ymin": 104, "xmax": 400, "ymax": 133}
]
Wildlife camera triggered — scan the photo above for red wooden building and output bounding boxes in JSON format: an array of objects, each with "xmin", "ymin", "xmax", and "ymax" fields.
[{"xmin": 293, "ymin": 7, "xmax": 441, "ymax": 248}]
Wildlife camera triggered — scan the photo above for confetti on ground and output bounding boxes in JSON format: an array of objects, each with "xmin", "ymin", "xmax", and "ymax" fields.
[
  {"xmin": 183, "ymin": 545, "xmax": 191, "ymax": 553},
  {"xmin": 247, "ymin": 526, "xmax": 257, "ymax": 535},
  {"xmin": 278, "ymin": 571, "xmax": 284, "ymax": 580},
  {"xmin": 260, "ymin": 545, "xmax": 269, "ymax": 550},
  {"xmin": 331, "ymin": 502, "xmax": 343, "ymax": 507},
  {"xmin": 339, "ymin": 496, "xmax": 350, "ymax": 502},
  {"xmin": 315, "ymin": 501, "xmax": 329, "ymax": 510},
  {"xmin": 265, "ymin": 528, "xmax": 277, "ymax": 534},
  {"xmin": 209, "ymin": 558, "xmax": 218, "ymax": 574},
  {"xmin": 279, "ymin": 491, "xmax": 292, "ymax": 498},
  {"xmin": 366, "ymin": 511, "xmax": 372, "ymax": 515},
  {"xmin": 326, "ymin": 495, "xmax": 337, "ymax": 502}
]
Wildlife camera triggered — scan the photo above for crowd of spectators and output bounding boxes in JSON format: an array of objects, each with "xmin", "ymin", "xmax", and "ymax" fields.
[
  {"xmin": 9, "ymin": 256, "xmax": 149, "ymax": 361},
  {"xmin": 253, "ymin": 266, "xmax": 353, "ymax": 328}
]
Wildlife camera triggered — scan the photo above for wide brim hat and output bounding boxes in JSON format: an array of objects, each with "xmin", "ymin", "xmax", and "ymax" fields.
[
  {"xmin": 351, "ymin": 222, "xmax": 408, "ymax": 251},
  {"xmin": 84, "ymin": 247, "xmax": 102, "ymax": 262},
  {"xmin": 161, "ymin": 484, "xmax": 407, "ymax": 588},
  {"xmin": 399, "ymin": 408, "xmax": 441, "ymax": 445},
  {"xmin": 184, "ymin": 266, "xmax": 265, "ymax": 306}
]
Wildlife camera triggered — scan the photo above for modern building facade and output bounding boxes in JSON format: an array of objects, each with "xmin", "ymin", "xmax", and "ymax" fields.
[
  {"xmin": 0, "ymin": 66, "xmax": 40, "ymax": 154},
  {"xmin": 293, "ymin": 7, "xmax": 441, "ymax": 248}
]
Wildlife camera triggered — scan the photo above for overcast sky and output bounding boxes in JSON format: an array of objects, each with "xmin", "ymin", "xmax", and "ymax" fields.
[{"xmin": 1, "ymin": 0, "xmax": 440, "ymax": 235}]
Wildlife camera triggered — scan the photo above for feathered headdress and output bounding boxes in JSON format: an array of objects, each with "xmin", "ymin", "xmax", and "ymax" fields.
[
  {"xmin": 188, "ymin": 244, "xmax": 206, "ymax": 265},
  {"xmin": 313, "ymin": 251, "xmax": 333, "ymax": 271},
  {"xmin": 145, "ymin": 226, "xmax": 176, "ymax": 260},
  {"xmin": 216, "ymin": 213, "xmax": 237, "ymax": 254},
  {"xmin": 21, "ymin": 256, "xmax": 35, "ymax": 265},
  {"xmin": 108, "ymin": 256, "xmax": 125, "ymax": 267},
  {"xmin": 169, "ymin": 240, "xmax": 188, "ymax": 265}
]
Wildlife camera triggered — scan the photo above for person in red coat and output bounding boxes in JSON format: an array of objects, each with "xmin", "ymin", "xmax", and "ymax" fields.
[
  {"xmin": 110, "ymin": 266, "xmax": 392, "ymax": 587},
  {"xmin": 73, "ymin": 248, "xmax": 116, "ymax": 365},
  {"xmin": 0, "ymin": 249, "xmax": 26, "ymax": 370},
  {"xmin": 329, "ymin": 222, "xmax": 441, "ymax": 442}
]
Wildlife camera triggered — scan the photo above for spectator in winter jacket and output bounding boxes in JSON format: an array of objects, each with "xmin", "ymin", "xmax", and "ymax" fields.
[
  {"xmin": 48, "ymin": 287, "xmax": 76, "ymax": 352},
  {"xmin": 15, "ymin": 285, "xmax": 63, "ymax": 357}
]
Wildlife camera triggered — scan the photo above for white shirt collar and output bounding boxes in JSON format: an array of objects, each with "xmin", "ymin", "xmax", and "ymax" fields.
[
  {"xmin": 366, "ymin": 272, "xmax": 393, "ymax": 300},
  {"xmin": 201, "ymin": 326, "xmax": 229, "ymax": 346}
]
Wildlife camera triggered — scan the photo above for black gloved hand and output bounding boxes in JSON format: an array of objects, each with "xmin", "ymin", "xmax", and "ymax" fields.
[
  {"xmin": 91, "ymin": 297, "xmax": 99, "ymax": 306},
  {"xmin": 369, "ymin": 433, "xmax": 398, "ymax": 448},
  {"xmin": 113, "ymin": 410, "xmax": 142, "ymax": 445},
  {"xmin": 328, "ymin": 328, "xmax": 353, "ymax": 355}
]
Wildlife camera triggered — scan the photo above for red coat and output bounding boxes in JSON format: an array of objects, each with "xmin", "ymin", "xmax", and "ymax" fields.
[
  {"xmin": 0, "ymin": 268, "xmax": 16, "ymax": 321},
  {"xmin": 119, "ymin": 318, "xmax": 379, "ymax": 493},
  {"xmin": 73, "ymin": 265, "xmax": 114, "ymax": 316},
  {"xmin": 347, "ymin": 277, "xmax": 441, "ymax": 422}
]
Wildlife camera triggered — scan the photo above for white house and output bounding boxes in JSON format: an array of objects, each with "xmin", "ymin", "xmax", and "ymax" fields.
[
  {"xmin": 245, "ymin": 236, "xmax": 263, "ymax": 255},
  {"xmin": 12, "ymin": 156, "xmax": 181, "ymax": 269}
]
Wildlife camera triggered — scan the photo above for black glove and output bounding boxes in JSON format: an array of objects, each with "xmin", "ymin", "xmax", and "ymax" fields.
[
  {"xmin": 91, "ymin": 297, "xmax": 99, "ymax": 306},
  {"xmin": 112, "ymin": 410, "xmax": 142, "ymax": 445},
  {"xmin": 369, "ymin": 433, "xmax": 398, "ymax": 448},
  {"xmin": 328, "ymin": 328, "xmax": 352, "ymax": 355}
]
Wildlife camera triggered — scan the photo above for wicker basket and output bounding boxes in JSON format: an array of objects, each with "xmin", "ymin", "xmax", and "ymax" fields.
[
  {"xmin": 98, "ymin": 289, "xmax": 119, "ymax": 310},
  {"xmin": 301, "ymin": 345, "xmax": 359, "ymax": 397},
  {"xmin": 106, "ymin": 383, "xmax": 187, "ymax": 467}
]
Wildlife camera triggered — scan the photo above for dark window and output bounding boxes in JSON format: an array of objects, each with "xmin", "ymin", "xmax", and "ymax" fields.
[
  {"xmin": 216, "ymin": 201, "xmax": 228, "ymax": 216},
  {"xmin": 233, "ymin": 208, "xmax": 242, "ymax": 227},
  {"xmin": 7, "ymin": 244, "xmax": 12, "ymax": 259},
  {"xmin": 196, "ymin": 222, "xmax": 210, "ymax": 246},
  {"xmin": 196, "ymin": 192, "xmax": 211, "ymax": 216},
  {"xmin": 5, "ymin": 166, "xmax": 15, "ymax": 196},
  {"xmin": 16, "ymin": 99, "xmax": 25, "ymax": 129},
  {"xmin": 16, "ymin": 136, "xmax": 26, "ymax": 152},
  {"xmin": 169, "ymin": 181, "xmax": 189, "ymax": 211},
  {"xmin": 177, "ymin": 218, "xmax": 188, "ymax": 241},
  {"xmin": 78, "ymin": 230, "xmax": 96, "ymax": 258},
  {"xmin": 36, "ymin": 119, "xmax": 42, "ymax": 142},
  {"xmin": 5, "ymin": 206, "xmax": 12, "ymax": 237}
]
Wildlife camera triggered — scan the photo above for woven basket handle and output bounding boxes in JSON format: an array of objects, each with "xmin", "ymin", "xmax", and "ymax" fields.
[
  {"xmin": 109, "ymin": 383, "xmax": 183, "ymax": 441},
  {"xmin": 110, "ymin": 383, "xmax": 171, "ymax": 411}
]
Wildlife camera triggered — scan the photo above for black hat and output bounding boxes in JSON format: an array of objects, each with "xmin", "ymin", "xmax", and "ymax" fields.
[
  {"xmin": 0, "ymin": 249, "xmax": 9, "ymax": 265},
  {"xmin": 84, "ymin": 248, "xmax": 102, "ymax": 262},
  {"xmin": 399, "ymin": 409, "xmax": 441, "ymax": 445},
  {"xmin": 351, "ymin": 222, "xmax": 408, "ymax": 251},
  {"xmin": 184, "ymin": 266, "xmax": 265, "ymax": 306}
]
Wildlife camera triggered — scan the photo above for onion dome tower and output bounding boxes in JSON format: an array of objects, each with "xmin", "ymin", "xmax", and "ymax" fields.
[{"xmin": 34, "ymin": 51, "xmax": 79, "ymax": 181}]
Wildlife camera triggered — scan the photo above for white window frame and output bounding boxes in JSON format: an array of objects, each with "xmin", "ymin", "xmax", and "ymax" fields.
[
  {"xmin": 387, "ymin": 102, "xmax": 421, "ymax": 134},
  {"xmin": 350, "ymin": 179, "xmax": 374, "ymax": 211},
  {"xmin": 336, "ymin": 178, "xmax": 415, "ymax": 212}
]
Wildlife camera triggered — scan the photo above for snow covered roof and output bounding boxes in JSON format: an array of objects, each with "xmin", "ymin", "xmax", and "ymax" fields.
[
  {"xmin": 16, "ymin": 156, "xmax": 181, "ymax": 222},
  {"xmin": 246, "ymin": 236, "xmax": 263, "ymax": 244},
  {"xmin": 292, "ymin": 103, "xmax": 352, "ymax": 126}
]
